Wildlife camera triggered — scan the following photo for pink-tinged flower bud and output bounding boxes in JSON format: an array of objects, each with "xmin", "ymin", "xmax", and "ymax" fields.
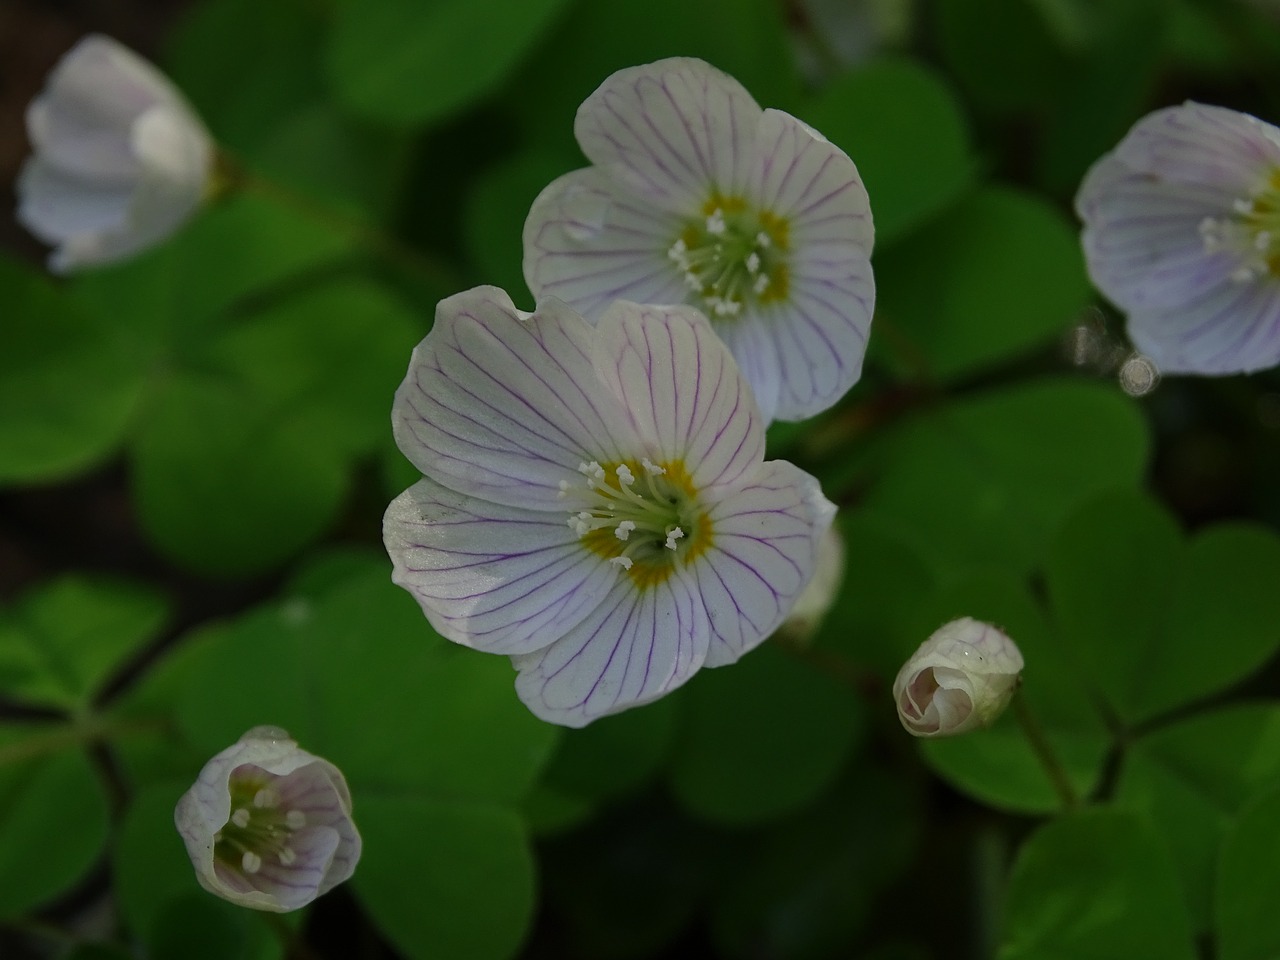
[
  {"xmin": 893, "ymin": 618, "xmax": 1024, "ymax": 737},
  {"xmin": 174, "ymin": 726, "xmax": 361, "ymax": 912}
]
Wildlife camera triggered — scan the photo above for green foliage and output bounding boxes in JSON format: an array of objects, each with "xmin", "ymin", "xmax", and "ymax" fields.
[
  {"xmin": 0, "ymin": 576, "xmax": 168, "ymax": 711},
  {"xmin": 0, "ymin": 257, "xmax": 145, "ymax": 483},
  {"xmin": 806, "ymin": 58, "xmax": 976, "ymax": 244},
  {"xmin": 873, "ymin": 187, "xmax": 1092, "ymax": 380},
  {"xmin": 1216, "ymin": 788, "xmax": 1280, "ymax": 960},
  {"xmin": 998, "ymin": 808, "xmax": 1197, "ymax": 960},
  {"xmin": 0, "ymin": 744, "xmax": 110, "ymax": 919}
]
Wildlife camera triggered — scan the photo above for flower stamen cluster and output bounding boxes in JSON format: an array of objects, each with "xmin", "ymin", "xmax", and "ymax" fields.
[
  {"xmin": 1199, "ymin": 169, "xmax": 1280, "ymax": 282},
  {"xmin": 214, "ymin": 771, "xmax": 309, "ymax": 875},
  {"xmin": 561, "ymin": 457, "xmax": 709, "ymax": 586},
  {"xmin": 667, "ymin": 195, "xmax": 790, "ymax": 318}
]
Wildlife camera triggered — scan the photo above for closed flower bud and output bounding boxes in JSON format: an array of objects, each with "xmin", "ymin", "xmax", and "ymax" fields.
[
  {"xmin": 16, "ymin": 34, "xmax": 213, "ymax": 273},
  {"xmin": 893, "ymin": 618, "xmax": 1023, "ymax": 737},
  {"xmin": 174, "ymin": 726, "xmax": 361, "ymax": 912},
  {"xmin": 779, "ymin": 526, "xmax": 845, "ymax": 643}
]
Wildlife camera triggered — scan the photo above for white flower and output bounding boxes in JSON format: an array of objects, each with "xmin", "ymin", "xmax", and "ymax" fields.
[
  {"xmin": 522, "ymin": 57, "xmax": 875, "ymax": 424},
  {"xmin": 893, "ymin": 618, "xmax": 1023, "ymax": 738},
  {"xmin": 16, "ymin": 34, "xmax": 213, "ymax": 273},
  {"xmin": 1076, "ymin": 102, "xmax": 1280, "ymax": 375},
  {"xmin": 383, "ymin": 286, "xmax": 836, "ymax": 727},
  {"xmin": 174, "ymin": 726, "xmax": 361, "ymax": 912}
]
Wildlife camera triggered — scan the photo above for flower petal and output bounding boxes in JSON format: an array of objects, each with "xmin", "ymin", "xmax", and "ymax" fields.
[
  {"xmin": 511, "ymin": 572, "xmax": 709, "ymax": 727},
  {"xmin": 712, "ymin": 313, "xmax": 783, "ymax": 424},
  {"xmin": 692, "ymin": 460, "xmax": 835, "ymax": 667},
  {"xmin": 593, "ymin": 301, "xmax": 765, "ymax": 490},
  {"xmin": 762, "ymin": 254, "xmax": 875, "ymax": 422},
  {"xmin": 1076, "ymin": 153, "xmax": 1240, "ymax": 311},
  {"xmin": 15, "ymin": 158, "xmax": 133, "ymax": 242},
  {"xmin": 392, "ymin": 287, "xmax": 642, "ymax": 509},
  {"xmin": 384, "ymin": 475, "xmax": 617, "ymax": 655},
  {"xmin": 1128, "ymin": 276, "xmax": 1280, "ymax": 374},
  {"xmin": 574, "ymin": 57, "xmax": 763, "ymax": 214},
  {"xmin": 271, "ymin": 763, "xmax": 361, "ymax": 898},
  {"xmin": 752, "ymin": 108, "xmax": 875, "ymax": 276},
  {"xmin": 1116, "ymin": 102, "xmax": 1280, "ymax": 194},
  {"xmin": 523, "ymin": 167, "xmax": 689, "ymax": 318}
]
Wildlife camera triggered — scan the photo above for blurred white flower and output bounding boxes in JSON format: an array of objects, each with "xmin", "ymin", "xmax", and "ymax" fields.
[
  {"xmin": 384, "ymin": 286, "xmax": 835, "ymax": 727},
  {"xmin": 778, "ymin": 525, "xmax": 845, "ymax": 642},
  {"xmin": 16, "ymin": 34, "xmax": 213, "ymax": 273},
  {"xmin": 1076, "ymin": 102, "xmax": 1280, "ymax": 375},
  {"xmin": 523, "ymin": 57, "xmax": 875, "ymax": 423},
  {"xmin": 174, "ymin": 726, "xmax": 361, "ymax": 912},
  {"xmin": 893, "ymin": 617, "xmax": 1023, "ymax": 738}
]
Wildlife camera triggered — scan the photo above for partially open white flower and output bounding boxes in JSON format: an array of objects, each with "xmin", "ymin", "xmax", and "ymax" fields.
[
  {"xmin": 174, "ymin": 726, "xmax": 361, "ymax": 912},
  {"xmin": 16, "ymin": 34, "xmax": 213, "ymax": 273},
  {"xmin": 893, "ymin": 618, "xmax": 1023, "ymax": 737}
]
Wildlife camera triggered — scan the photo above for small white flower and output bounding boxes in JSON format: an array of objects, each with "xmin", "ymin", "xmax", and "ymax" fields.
[
  {"xmin": 174, "ymin": 726, "xmax": 361, "ymax": 912},
  {"xmin": 383, "ymin": 286, "xmax": 836, "ymax": 727},
  {"xmin": 16, "ymin": 34, "xmax": 213, "ymax": 273},
  {"xmin": 523, "ymin": 57, "xmax": 875, "ymax": 423},
  {"xmin": 893, "ymin": 618, "xmax": 1024, "ymax": 738},
  {"xmin": 1076, "ymin": 102, "xmax": 1280, "ymax": 375}
]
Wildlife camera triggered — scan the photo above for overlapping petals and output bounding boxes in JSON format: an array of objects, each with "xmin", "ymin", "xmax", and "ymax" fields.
[
  {"xmin": 385, "ymin": 287, "xmax": 835, "ymax": 726},
  {"xmin": 523, "ymin": 57, "xmax": 874, "ymax": 423},
  {"xmin": 17, "ymin": 34, "xmax": 212, "ymax": 272},
  {"xmin": 1076, "ymin": 102, "xmax": 1280, "ymax": 374}
]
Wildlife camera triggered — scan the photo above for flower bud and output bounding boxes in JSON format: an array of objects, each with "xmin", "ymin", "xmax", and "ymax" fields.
[
  {"xmin": 893, "ymin": 618, "xmax": 1023, "ymax": 737},
  {"xmin": 174, "ymin": 726, "xmax": 361, "ymax": 912},
  {"xmin": 16, "ymin": 34, "xmax": 213, "ymax": 273}
]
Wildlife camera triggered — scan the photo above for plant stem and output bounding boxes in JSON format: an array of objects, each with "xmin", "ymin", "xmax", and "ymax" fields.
[
  {"xmin": 0, "ymin": 714, "xmax": 168, "ymax": 767},
  {"xmin": 263, "ymin": 912, "xmax": 326, "ymax": 960},
  {"xmin": 219, "ymin": 150, "xmax": 463, "ymax": 293},
  {"xmin": 1012, "ymin": 692, "xmax": 1079, "ymax": 811}
]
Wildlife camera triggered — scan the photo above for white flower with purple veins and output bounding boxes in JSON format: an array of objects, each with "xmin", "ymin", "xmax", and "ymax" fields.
[
  {"xmin": 1076, "ymin": 102, "xmax": 1280, "ymax": 374},
  {"xmin": 893, "ymin": 618, "xmax": 1024, "ymax": 738},
  {"xmin": 383, "ymin": 286, "xmax": 835, "ymax": 727},
  {"xmin": 523, "ymin": 57, "xmax": 874, "ymax": 424},
  {"xmin": 174, "ymin": 726, "xmax": 361, "ymax": 912},
  {"xmin": 17, "ymin": 34, "xmax": 213, "ymax": 273}
]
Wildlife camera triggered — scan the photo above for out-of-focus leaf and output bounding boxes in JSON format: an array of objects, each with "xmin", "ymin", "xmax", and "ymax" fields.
[
  {"xmin": 805, "ymin": 57, "xmax": 975, "ymax": 244},
  {"xmin": 0, "ymin": 257, "xmax": 146, "ymax": 484},
  {"xmin": 1216, "ymin": 787, "xmax": 1280, "ymax": 960},
  {"xmin": 326, "ymin": 0, "xmax": 576, "ymax": 127},
  {"xmin": 0, "ymin": 743, "xmax": 110, "ymax": 919},
  {"xmin": 710, "ymin": 767, "xmax": 920, "ymax": 960},
  {"xmin": 0, "ymin": 576, "xmax": 168, "ymax": 711},
  {"xmin": 998, "ymin": 808, "xmax": 1197, "ymax": 960},
  {"xmin": 1117, "ymin": 705, "xmax": 1280, "ymax": 932},
  {"xmin": 861, "ymin": 379, "xmax": 1149, "ymax": 578},
  {"xmin": 1049, "ymin": 490, "xmax": 1280, "ymax": 723},
  {"xmin": 542, "ymin": 697, "xmax": 678, "ymax": 805},
  {"xmin": 667, "ymin": 643, "xmax": 864, "ymax": 824},
  {"xmin": 354, "ymin": 798, "xmax": 534, "ymax": 960},
  {"xmin": 873, "ymin": 187, "xmax": 1091, "ymax": 381}
]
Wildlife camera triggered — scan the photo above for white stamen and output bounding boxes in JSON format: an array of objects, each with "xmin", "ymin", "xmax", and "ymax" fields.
[
  {"xmin": 253, "ymin": 788, "xmax": 277, "ymax": 809},
  {"xmin": 753, "ymin": 274, "xmax": 770, "ymax": 295},
  {"xmin": 756, "ymin": 231, "xmax": 771, "ymax": 248},
  {"xmin": 1235, "ymin": 198, "xmax": 1255, "ymax": 215},
  {"xmin": 558, "ymin": 479, "xmax": 570, "ymax": 496},
  {"xmin": 285, "ymin": 810, "xmax": 306, "ymax": 830},
  {"xmin": 706, "ymin": 209, "xmax": 726, "ymax": 235},
  {"xmin": 665, "ymin": 526, "xmax": 685, "ymax": 550},
  {"xmin": 669, "ymin": 238, "xmax": 687, "ymax": 258},
  {"xmin": 1257, "ymin": 230, "xmax": 1272, "ymax": 251},
  {"xmin": 616, "ymin": 464, "xmax": 635, "ymax": 486},
  {"xmin": 279, "ymin": 846, "xmax": 297, "ymax": 866},
  {"xmin": 611, "ymin": 556, "xmax": 634, "ymax": 570},
  {"xmin": 242, "ymin": 851, "xmax": 262, "ymax": 874},
  {"xmin": 745, "ymin": 252, "xmax": 760, "ymax": 274},
  {"xmin": 231, "ymin": 808, "xmax": 250, "ymax": 828},
  {"xmin": 642, "ymin": 458, "xmax": 665, "ymax": 476},
  {"xmin": 615, "ymin": 520, "xmax": 636, "ymax": 540},
  {"xmin": 1233, "ymin": 266, "xmax": 1256, "ymax": 282}
]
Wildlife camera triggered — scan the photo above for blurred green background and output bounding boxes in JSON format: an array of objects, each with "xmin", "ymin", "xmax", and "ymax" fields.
[{"xmin": 4, "ymin": 0, "xmax": 1280, "ymax": 958}]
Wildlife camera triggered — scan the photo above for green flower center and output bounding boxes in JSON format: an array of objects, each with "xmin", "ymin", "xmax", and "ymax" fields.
[
  {"xmin": 1200, "ymin": 168, "xmax": 1280, "ymax": 281},
  {"xmin": 668, "ymin": 194, "xmax": 790, "ymax": 318},
  {"xmin": 563, "ymin": 458, "xmax": 712, "ymax": 589},
  {"xmin": 214, "ymin": 767, "xmax": 307, "ymax": 875}
]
